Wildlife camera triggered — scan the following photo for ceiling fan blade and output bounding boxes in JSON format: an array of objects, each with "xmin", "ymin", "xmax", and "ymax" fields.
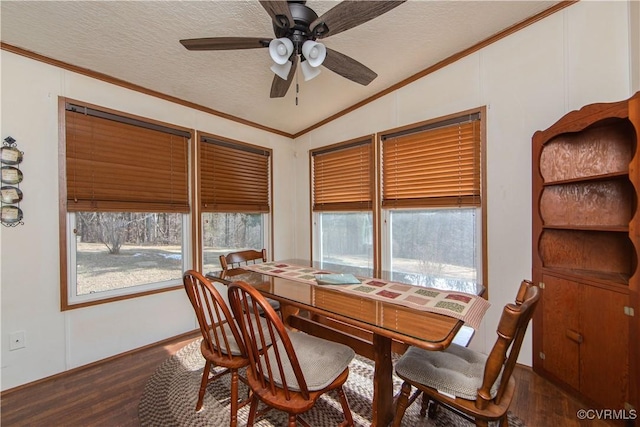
[
  {"xmin": 180, "ymin": 37, "xmax": 271, "ymax": 51},
  {"xmin": 259, "ymin": 1, "xmax": 295, "ymax": 29},
  {"xmin": 270, "ymin": 55, "xmax": 298, "ymax": 98},
  {"xmin": 323, "ymin": 48, "xmax": 377, "ymax": 86},
  {"xmin": 311, "ymin": 1, "xmax": 406, "ymax": 39}
]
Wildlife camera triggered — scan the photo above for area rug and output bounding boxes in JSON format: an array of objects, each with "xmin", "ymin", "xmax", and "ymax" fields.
[{"xmin": 139, "ymin": 339, "xmax": 525, "ymax": 426}]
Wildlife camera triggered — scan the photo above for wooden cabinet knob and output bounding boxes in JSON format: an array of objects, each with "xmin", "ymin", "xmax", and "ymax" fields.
[{"xmin": 566, "ymin": 329, "xmax": 583, "ymax": 344}]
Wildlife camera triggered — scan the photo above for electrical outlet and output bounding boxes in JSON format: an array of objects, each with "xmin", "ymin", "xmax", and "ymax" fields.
[{"xmin": 9, "ymin": 331, "xmax": 26, "ymax": 350}]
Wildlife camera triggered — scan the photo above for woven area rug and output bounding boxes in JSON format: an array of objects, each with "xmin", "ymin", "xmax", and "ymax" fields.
[{"xmin": 139, "ymin": 339, "xmax": 526, "ymax": 426}]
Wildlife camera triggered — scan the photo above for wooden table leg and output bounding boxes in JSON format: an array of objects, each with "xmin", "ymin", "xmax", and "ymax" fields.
[
  {"xmin": 279, "ymin": 302, "xmax": 300, "ymax": 328},
  {"xmin": 371, "ymin": 333, "xmax": 393, "ymax": 427}
]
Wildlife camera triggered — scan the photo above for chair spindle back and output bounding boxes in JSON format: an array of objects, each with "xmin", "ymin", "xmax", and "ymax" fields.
[
  {"xmin": 476, "ymin": 280, "xmax": 540, "ymax": 409},
  {"xmin": 183, "ymin": 270, "xmax": 246, "ymax": 360},
  {"xmin": 220, "ymin": 249, "xmax": 267, "ymax": 271},
  {"xmin": 228, "ymin": 281, "xmax": 310, "ymax": 400}
]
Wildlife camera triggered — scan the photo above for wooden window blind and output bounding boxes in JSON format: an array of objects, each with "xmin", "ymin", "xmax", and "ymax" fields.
[
  {"xmin": 65, "ymin": 103, "xmax": 190, "ymax": 213},
  {"xmin": 200, "ymin": 136, "xmax": 271, "ymax": 213},
  {"xmin": 312, "ymin": 139, "xmax": 373, "ymax": 211},
  {"xmin": 382, "ymin": 114, "xmax": 481, "ymax": 208}
]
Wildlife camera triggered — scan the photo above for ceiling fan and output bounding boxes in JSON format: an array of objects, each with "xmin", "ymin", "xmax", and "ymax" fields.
[{"xmin": 180, "ymin": 0, "xmax": 405, "ymax": 98}]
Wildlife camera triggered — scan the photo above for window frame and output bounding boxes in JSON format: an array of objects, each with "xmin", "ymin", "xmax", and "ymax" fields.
[
  {"xmin": 65, "ymin": 211, "xmax": 191, "ymax": 305},
  {"xmin": 378, "ymin": 107, "xmax": 487, "ymax": 289},
  {"xmin": 309, "ymin": 135, "xmax": 376, "ymax": 271},
  {"xmin": 196, "ymin": 132, "xmax": 273, "ymax": 272},
  {"xmin": 58, "ymin": 98, "xmax": 194, "ymax": 310},
  {"xmin": 308, "ymin": 108, "xmax": 487, "ymax": 291}
]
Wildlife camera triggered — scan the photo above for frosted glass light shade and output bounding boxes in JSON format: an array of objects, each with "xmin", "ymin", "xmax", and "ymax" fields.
[
  {"xmin": 270, "ymin": 61, "xmax": 292, "ymax": 80},
  {"xmin": 269, "ymin": 38, "xmax": 294, "ymax": 65},
  {"xmin": 301, "ymin": 40, "xmax": 326, "ymax": 67},
  {"xmin": 301, "ymin": 60, "xmax": 321, "ymax": 81}
]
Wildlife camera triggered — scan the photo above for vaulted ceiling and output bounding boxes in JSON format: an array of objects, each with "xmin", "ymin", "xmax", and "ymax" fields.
[{"xmin": 1, "ymin": 1, "xmax": 563, "ymax": 136}]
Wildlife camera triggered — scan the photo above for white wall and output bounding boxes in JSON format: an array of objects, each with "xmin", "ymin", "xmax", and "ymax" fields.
[
  {"xmin": 0, "ymin": 52, "xmax": 295, "ymax": 390},
  {"xmin": 293, "ymin": 1, "xmax": 634, "ymax": 365}
]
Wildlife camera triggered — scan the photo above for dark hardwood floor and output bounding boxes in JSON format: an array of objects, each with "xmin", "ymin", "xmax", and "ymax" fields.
[{"xmin": 0, "ymin": 331, "xmax": 616, "ymax": 427}]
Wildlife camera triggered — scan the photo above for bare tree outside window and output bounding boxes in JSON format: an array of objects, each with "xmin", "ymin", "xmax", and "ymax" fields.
[
  {"xmin": 74, "ymin": 212, "xmax": 183, "ymax": 295},
  {"xmin": 202, "ymin": 212, "xmax": 264, "ymax": 273}
]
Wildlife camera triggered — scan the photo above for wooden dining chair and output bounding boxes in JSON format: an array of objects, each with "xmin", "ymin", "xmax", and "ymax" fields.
[
  {"xmin": 182, "ymin": 270, "xmax": 251, "ymax": 427},
  {"xmin": 219, "ymin": 248, "xmax": 267, "ymax": 270},
  {"xmin": 228, "ymin": 280, "xmax": 356, "ymax": 427},
  {"xmin": 392, "ymin": 280, "xmax": 540, "ymax": 427},
  {"xmin": 220, "ymin": 248, "xmax": 281, "ymax": 313}
]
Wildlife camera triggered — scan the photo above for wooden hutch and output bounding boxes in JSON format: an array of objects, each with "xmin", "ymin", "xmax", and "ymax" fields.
[{"xmin": 532, "ymin": 92, "xmax": 639, "ymax": 418}]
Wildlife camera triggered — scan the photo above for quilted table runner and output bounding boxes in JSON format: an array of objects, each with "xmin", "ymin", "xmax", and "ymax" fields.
[{"xmin": 241, "ymin": 262, "xmax": 490, "ymax": 330}]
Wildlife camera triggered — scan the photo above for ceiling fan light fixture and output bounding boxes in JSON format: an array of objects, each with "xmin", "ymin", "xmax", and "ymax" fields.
[
  {"xmin": 268, "ymin": 37, "xmax": 294, "ymax": 64},
  {"xmin": 270, "ymin": 61, "xmax": 292, "ymax": 80},
  {"xmin": 301, "ymin": 59, "xmax": 321, "ymax": 81},
  {"xmin": 301, "ymin": 40, "xmax": 326, "ymax": 68},
  {"xmin": 180, "ymin": 0, "xmax": 399, "ymax": 98}
]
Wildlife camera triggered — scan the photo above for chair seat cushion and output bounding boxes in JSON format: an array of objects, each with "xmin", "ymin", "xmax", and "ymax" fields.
[
  {"xmin": 259, "ymin": 297, "xmax": 281, "ymax": 314},
  {"xmin": 264, "ymin": 331, "xmax": 355, "ymax": 392},
  {"xmin": 244, "ymin": 296, "xmax": 280, "ymax": 315},
  {"xmin": 265, "ymin": 297, "xmax": 280, "ymax": 311},
  {"xmin": 211, "ymin": 317, "xmax": 271, "ymax": 356},
  {"xmin": 394, "ymin": 345, "xmax": 500, "ymax": 400}
]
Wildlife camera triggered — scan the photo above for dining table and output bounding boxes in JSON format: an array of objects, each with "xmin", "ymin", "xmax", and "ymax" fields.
[{"xmin": 206, "ymin": 259, "xmax": 488, "ymax": 427}]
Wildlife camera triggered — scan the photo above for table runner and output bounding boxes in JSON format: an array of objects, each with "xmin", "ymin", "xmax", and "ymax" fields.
[{"xmin": 241, "ymin": 262, "xmax": 489, "ymax": 330}]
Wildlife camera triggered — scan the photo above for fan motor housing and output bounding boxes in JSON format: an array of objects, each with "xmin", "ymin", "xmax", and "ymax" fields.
[{"xmin": 273, "ymin": 2, "xmax": 322, "ymax": 52}]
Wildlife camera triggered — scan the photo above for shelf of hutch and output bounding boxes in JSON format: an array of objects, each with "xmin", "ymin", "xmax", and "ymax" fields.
[
  {"xmin": 542, "ymin": 225, "xmax": 629, "ymax": 232},
  {"xmin": 538, "ymin": 118, "xmax": 633, "ymax": 182},
  {"xmin": 540, "ymin": 179, "xmax": 633, "ymax": 229},
  {"xmin": 532, "ymin": 92, "xmax": 639, "ymax": 415},
  {"xmin": 539, "ymin": 229, "xmax": 633, "ymax": 276},
  {"xmin": 540, "ymin": 266, "xmax": 630, "ymax": 287},
  {"xmin": 542, "ymin": 170, "xmax": 629, "ymax": 185}
]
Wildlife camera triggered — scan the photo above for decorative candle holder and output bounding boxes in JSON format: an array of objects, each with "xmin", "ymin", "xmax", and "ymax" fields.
[{"xmin": 1, "ymin": 136, "xmax": 24, "ymax": 227}]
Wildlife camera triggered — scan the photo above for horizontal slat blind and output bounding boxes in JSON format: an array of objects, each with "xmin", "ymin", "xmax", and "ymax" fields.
[
  {"xmin": 382, "ymin": 117, "xmax": 480, "ymax": 208},
  {"xmin": 200, "ymin": 137, "xmax": 270, "ymax": 212},
  {"xmin": 312, "ymin": 140, "xmax": 373, "ymax": 211},
  {"xmin": 65, "ymin": 105, "xmax": 190, "ymax": 212}
]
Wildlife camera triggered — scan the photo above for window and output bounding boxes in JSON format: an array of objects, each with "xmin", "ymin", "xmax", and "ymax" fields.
[
  {"xmin": 380, "ymin": 111, "xmax": 485, "ymax": 286},
  {"xmin": 316, "ymin": 212, "xmax": 373, "ymax": 275},
  {"xmin": 199, "ymin": 134, "xmax": 271, "ymax": 272},
  {"xmin": 311, "ymin": 137, "xmax": 374, "ymax": 275},
  {"xmin": 386, "ymin": 208, "xmax": 480, "ymax": 289},
  {"xmin": 60, "ymin": 99, "xmax": 191, "ymax": 308},
  {"xmin": 202, "ymin": 212, "xmax": 265, "ymax": 272},
  {"xmin": 70, "ymin": 212, "xmax": 187, "ymax": 296},
  {"xmin": 308, "ymin": 111, "xmax": 485, "ymax": 287}
]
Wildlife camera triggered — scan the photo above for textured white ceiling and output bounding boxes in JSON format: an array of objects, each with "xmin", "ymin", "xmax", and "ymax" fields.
[{"xmin": 1, "ymin": 1, "xmax": 560, "ymax": 135}]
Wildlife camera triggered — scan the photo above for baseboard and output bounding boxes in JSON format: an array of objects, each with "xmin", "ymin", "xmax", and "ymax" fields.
[{"xmin": 0, "ymin": 329, "xmax": 200, "ymax": 396}]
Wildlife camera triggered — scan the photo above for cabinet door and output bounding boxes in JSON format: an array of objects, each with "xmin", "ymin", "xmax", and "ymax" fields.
[
  {"xmin": 541, "ymin": 275, "xmax": 580, "ymax": 390},
  {"xmin": 580, "ymin": 285, "xmax": 629, "ymax": 409}
]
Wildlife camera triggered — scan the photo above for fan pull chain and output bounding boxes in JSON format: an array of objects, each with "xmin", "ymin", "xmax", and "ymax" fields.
[{"xmin": 295, "ymin": 68, "xmax": 299, "ymax": 106}]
